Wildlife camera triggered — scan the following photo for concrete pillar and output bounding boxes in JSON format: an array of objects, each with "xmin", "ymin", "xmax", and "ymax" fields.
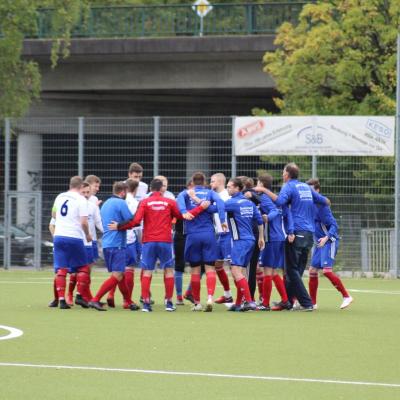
[
  {"xmin": 186, "ymin": 138, "xmax": 211, "ymax": 179},
  {"xmin": 17, "ymin": 133, "xmax": 42, "ymax": 233}
]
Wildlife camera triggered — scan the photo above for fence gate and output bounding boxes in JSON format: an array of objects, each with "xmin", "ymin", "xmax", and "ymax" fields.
[
  {"xmin": 361, "ymin": 228, "xmax": 396, "ymax": 276},
  {"xmin": 3, "ymin": 191, "xmax": 42, "ymax": 270}
]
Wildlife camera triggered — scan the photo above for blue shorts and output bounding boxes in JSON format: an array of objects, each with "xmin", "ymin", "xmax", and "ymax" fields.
[
  {"xmin": 260, "ymin": 241, "xmax": 284, "ymax": 269},
  {"xmin": 103, "ymin": 247, "xmax": 127, "ymax": 273},
  {"xmin": 126, "ymin": 242, "xmax": 138, "ymax": 267},
  {"xmin": 85, "ymin": 246, "xmax": 94, "ymax": 265},
  {"xmin": 216, "ymin": 233, "xmax": 232, "ymax": 261},
  {"xmin": 92, "ymin": 241, "xmax": 99, "ymax": 261},
  {"xmin": 311, "ymin": 239, "xmax": 339, "ymax": 268},
  {"xmin": 53, "ymin": 236, "xmax": 87, "ymax": 273},
  {"xmin": 185, "ymin": 232, "xmax": 218, "ymax": 265},
  {"xmin": 140, "ymin": 242, "xmax": 174, "ymax": 270},
  {"xmin": 231, "ymin": 239, "xmax": 255, "ymax": 268}
]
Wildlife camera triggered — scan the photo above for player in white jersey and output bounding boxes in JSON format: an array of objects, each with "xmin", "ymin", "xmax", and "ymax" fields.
[
  {"xmin": 48, "ymin": 176, "xmax": 92, "ymax": 310},
  {"xmin": 106, "ymin": 179, "xmax": 140, "ymax": 309},
  {"xmin": 154, "ymin": 175, "xmax": 175, "ymax": 200},
  {"xmin": 85, "ymin": 175, "xmax": 103, "ymax": 262},
  {"xmin": 209, "ymin": 173, "xmax": 233, "ymax": 304},
  {"xmin": 128, "ymin": 162, "xmax": 148, "ymax": 201},
  {"xmin": 66, "ymin": 175, "xmax": 103, "ymax": 305}
]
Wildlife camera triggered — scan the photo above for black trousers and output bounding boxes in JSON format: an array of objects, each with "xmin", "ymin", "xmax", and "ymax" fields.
[
  {"xmin": 248, "ymin": 245, "xmax": 259, "ymax": 299},
  {"xmin": 284, "ymin": 231, "xmax": 314, "ymax": 308}
]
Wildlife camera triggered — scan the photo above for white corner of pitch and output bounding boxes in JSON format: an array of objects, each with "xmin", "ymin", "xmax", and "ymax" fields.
[{"xmin": 0, "ymin": 325, "xmax": 24, "ymax": 341}]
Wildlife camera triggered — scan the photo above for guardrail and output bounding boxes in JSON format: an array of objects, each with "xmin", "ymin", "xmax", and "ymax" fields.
[{"xmin": 32, "ymin": 2, "xmax": 312, "ymax": 39}]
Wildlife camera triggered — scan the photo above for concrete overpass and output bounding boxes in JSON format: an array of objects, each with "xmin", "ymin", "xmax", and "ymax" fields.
[{"xmin": 22, "ymin": 35, "xmax": 278, "ymax": 116}]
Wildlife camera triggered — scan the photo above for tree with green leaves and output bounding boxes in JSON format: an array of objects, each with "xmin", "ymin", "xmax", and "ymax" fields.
[
  {"xmin": 263, "ymin": 0, "xmax": 399, "ymax": 116},
  {"xmin": 260, "ymin": 0, "xmax": 398, "ymax": 228}
]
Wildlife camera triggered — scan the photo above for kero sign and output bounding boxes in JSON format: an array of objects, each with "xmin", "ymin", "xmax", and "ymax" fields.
[{"xmin": 234, "ymin": 116, "xmax": 395, "ymax": 156}]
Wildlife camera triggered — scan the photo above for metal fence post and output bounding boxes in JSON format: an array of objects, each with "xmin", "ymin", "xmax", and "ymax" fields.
[
  {"xmin": 78, "ymin": 117, "xmax": 84, "ymax": 177},
  {"xmin": 395, "ymin": 34, "xmax": 400, "ymax": 277},
  {"xmin": 231, "ymin": 116, "xmax": 237, "ymax": 178},
  {"xmin": 312, "ymin": 155, "xmax": 317, "ymax": 178},
  {"xmin": 311, "ymin": 116, "xmax": 317, "ymax": 178},
  {"xmin": 154, "ymin": 116, "xmax": 160, "ymax": 176},
  {"xmin": 3, "ymin": 118, "xmax": 11, "ymax": 269}
]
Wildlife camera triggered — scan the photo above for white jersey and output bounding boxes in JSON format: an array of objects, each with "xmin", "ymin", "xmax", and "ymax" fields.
[
  {"xmin": 89, "ymin": 195, "xmax": 99, "ymax": 205},
  {"xmin": 88, "ymin": 195, "xmax": 103, "ymax": 242},
  {"xmin": 53, "ymin": 191, "xmax": 88, "ymax": 240},
  {"xmin": 87, "ymin": 200, "xmax": 103, "ymax": 245},
  {"xmin": 135, "ymin": 181, "xmax": 148, "ymax": 201},
  {"xmin": 164, "ymin": 190, "xmax": 175, "ymax": 200},
  {"xmin": 126, "ymin": 192, "xmax": 139, "ymax": 244},
  {"xmin": 214, "ymin": 189, "xmax": 230, "ymax": 234}
]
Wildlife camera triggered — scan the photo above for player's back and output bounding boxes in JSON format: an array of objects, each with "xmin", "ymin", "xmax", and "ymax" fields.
[
  {"xmin": 281, "ymin": 180, "xmax": 315, "ymax": 233},
  {"xmin": 140, "ymin": 193, "xmax": 177, "ymax": 243},
  {"xmin": 178, "ymin": 186, "xmax": 217, "ymax": 234},
  {"xmin": 314, "ymin": 204, "xmax": 339, "ymax": 240},
  {"xmin": 54, "ymin": 191, "xmax": 87, "ymax": 240},
  {"xmin": 101, "ymin": 197, "xmax": 132, "ymax": 248},
  {"xmin": 225, "ymin": 193, "xmax": 261, "ymax": 241}
]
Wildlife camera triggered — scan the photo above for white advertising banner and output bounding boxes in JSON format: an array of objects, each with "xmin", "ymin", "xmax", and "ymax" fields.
[{"xmin": 234, "ymin": 116, "xmax": 395, "ymax": 156}]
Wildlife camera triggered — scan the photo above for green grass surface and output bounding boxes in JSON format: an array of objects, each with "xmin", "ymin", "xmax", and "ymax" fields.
[{"xmin": 0, "ymin": 269, "xmax": 399, "ymax": 400}]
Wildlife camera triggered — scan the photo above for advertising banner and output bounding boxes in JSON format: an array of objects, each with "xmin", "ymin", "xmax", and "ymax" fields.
[{"xmin": 234, "ymin": 116, "xmax": 395, "ymax": 156}]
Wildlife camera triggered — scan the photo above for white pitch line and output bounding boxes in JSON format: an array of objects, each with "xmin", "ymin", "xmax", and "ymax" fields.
[
  {"xmin": 1, "ymin": 280, "xmax": 400, "ymax": 295},
  {"xmin": 0, "ymin": 362, "xmax": 399, "ymax": 388},
  {"xmin": 319, "ymin": 288, "xmax": 400, "ymax": 295}
]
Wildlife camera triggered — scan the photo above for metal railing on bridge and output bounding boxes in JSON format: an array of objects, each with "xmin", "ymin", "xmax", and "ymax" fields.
[{"xmin": 32, "ymin": 2, "xmax": 313, "ymax": 39}]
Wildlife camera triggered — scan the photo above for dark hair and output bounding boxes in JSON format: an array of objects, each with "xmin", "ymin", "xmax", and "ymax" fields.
[
  {"xmin": 257, "ymin": 174, "xmax": 273, "ymax": 190},
  {"xmin": 126, "ymin": 178, "xmax": 139, "ymax": 193},
  {"xmin": 113, "ymin": 181, "xmax": 128, "ymax": 195},
  {"xmin": 306, "ymin": 178, "xmax": 321, "ymax": 191},
  {"xmin": 229, "ymin": 178, "xmax": 244, "ymax": 191},
  {"xmin": 84, "ymin": 175, "xmax": 101, "ymax": 184},
  {"xmin": 128, "ymin": 163, "xmax": 143, "ymax": 174},
  {"xmin": 192, "ymin": 171, "xmax": 206, "ymax": 185},
  {"xmin": 70, "ymin": 176, "xmax": 83, "ymax": 189},
  {"xmin": 284, "ymin": 162, "xmax": 299, "ymax": 179},
  {"xmin": 150, "ymin": 179, "xmax": 163, "ymax": 192},
  {"xmin": 237, "ymin": 175, "xmax": 254, "ymax": 189}
]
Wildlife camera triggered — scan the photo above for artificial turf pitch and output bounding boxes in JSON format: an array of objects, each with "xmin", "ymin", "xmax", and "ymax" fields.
[{"xmin": 0, "ymin": 269, "xmax": 399, "ymax": 400}]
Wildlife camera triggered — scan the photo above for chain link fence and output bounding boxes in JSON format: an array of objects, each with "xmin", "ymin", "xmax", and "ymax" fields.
[{"xmin": 1, "ymin": 117, "xmax": 396, "ymax": 274}]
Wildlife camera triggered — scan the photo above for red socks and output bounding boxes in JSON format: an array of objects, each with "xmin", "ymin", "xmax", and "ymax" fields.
[
  {"xmin": 191, "ymin": 273, "xmax": 201, "ymax": 303},
  {"xmin": 262, "ymin": 275, "xmax": 273, "ymax": 306},
  {"xmin": 141, "ymin": 275, "xmax": 152, "ymax": 303},
  {"xmin": 323, "ymin": 270, "xmax": 349, "ymax": 297},
  {"xmin": 77, "ymin": 271, "xmax": 91, "ymax": 302},
  {"xmin": 125, "ymin": 269, "xmax": 134, "ymax": 299},
  {"xmin": 236, "ymin": 277, "xmax": 252, "ymax": 303},
  {"xmin": 206, "ymin": 271, "xmax": 216, "ymax": 296},
  {"xmin": 273, "ymin": 274, "xmax": 288, "ymax": 303},
  {"xmin": 256, "ymin": 270, "xmax": 264, "ymax": 299},
  {"xmin": 309, "ymin": 271, "xmax": 319, "ymax": 305},
  {"xmin": 68, "ymin": 273, "xmax": 77, "ymax": 297},
  {"xmin": 92, "ymin": 276, "xmax": 119, "ymax": 302},
  {"xmin": 216, "ymin": 266, "xmax": 230, "ymax": 291},
  {"xmin": 118, "ymin": 276, "xmax": 132, "ymax": 304},
  {"xmin": 164, "ymin": 276, "xmax": 174, "ymax": 301},
  {"xmin": 55, "ymin": 268, "xmax": 68, "ymax": 299}
]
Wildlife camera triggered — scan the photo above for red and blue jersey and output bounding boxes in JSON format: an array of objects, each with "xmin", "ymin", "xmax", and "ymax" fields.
[
  {"xmin": 274, "ymin": 179, "xmax": 328, "ymax": 233},
  {"xmin": 177, "ymin": 186, "xmax": 225, "ymax": 235},
  {"xmin": 225, "ymin": 192, "xmax": 263, "ymax": 241}
]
